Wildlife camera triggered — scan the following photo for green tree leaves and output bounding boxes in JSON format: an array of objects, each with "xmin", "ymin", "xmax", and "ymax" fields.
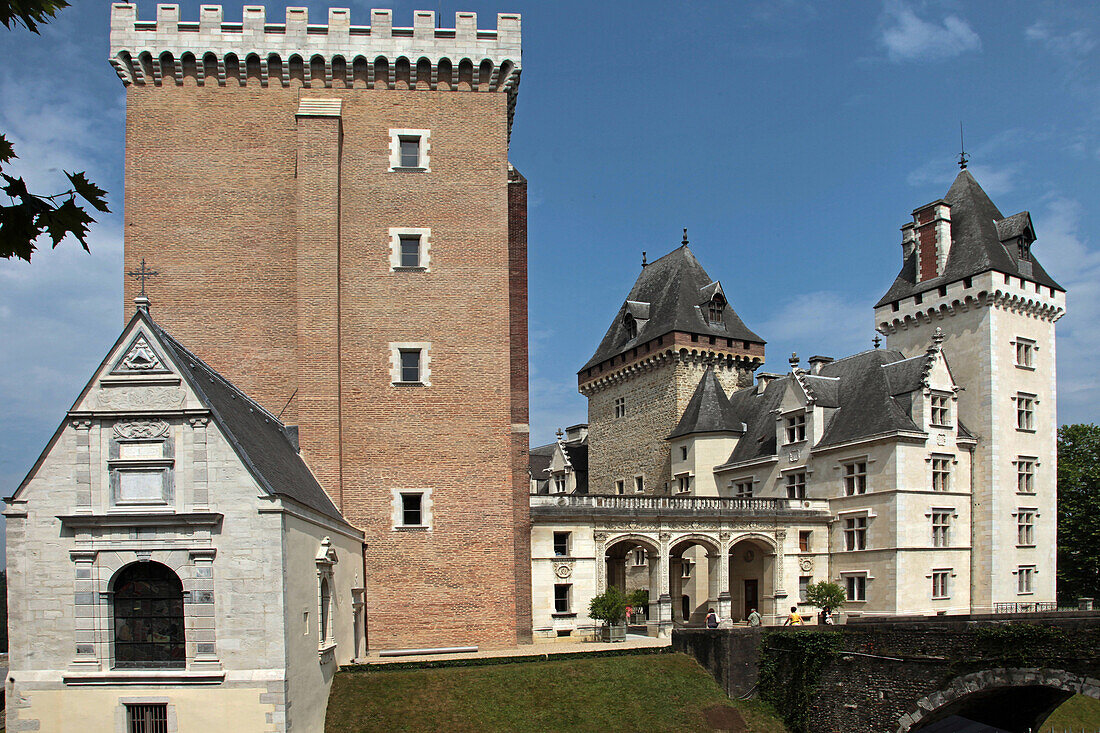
[{"xmin": 1057, "ymin": 423, "xmax": 1100, "ymax": 606}]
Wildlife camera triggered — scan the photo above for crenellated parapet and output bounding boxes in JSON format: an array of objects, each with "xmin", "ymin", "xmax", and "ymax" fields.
[{"xmin": 109, "ymin": 4, "xmax": 522, "ymax": 125}]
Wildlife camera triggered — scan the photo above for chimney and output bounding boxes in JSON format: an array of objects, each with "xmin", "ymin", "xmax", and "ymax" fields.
[
  {"xmin": 808, "ymin": 355, "xmax": 834, "ymax": 375},
  {"xmin": 564, "ymin": 423, "xmax": 588, "ymax": 442},
  {"xmin": 756, "ymin": 372, "xmax": 781, "ymax": 395},
  {"xmin": 901, "ymin": 222, "xmax": 917, "ymax": 262},
  {"xmin": 911, "ymin": 199, "xmax": 952, "ymax": 282}
]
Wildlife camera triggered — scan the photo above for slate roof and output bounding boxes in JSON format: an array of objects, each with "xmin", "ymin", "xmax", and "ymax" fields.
[
  {"xmin": 582, "ymin": 245, "xmax": 764, "ymax": 372},
  {"xmin": 668, "ymin": 367, "xmax": 745, "ymax": 439},
  {"xmin": 528, "ymin": 438, "xmax": 589, "ymax": 493},
  {"xmin": 719, "ymin": 348, "xmax": 954, "ymax": 467},
  {"xmin": 150, "ymin": 318, "xmax": 347, "ymax": 522},
  {"xmin": 876, "ymin": 170, "xmax": 1062, "ymax": 308}
]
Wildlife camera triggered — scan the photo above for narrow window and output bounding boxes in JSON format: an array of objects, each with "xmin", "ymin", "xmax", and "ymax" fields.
[
  {"xmin": 786, "ymin": 472, "xmax": 806, "ymax": 500},
  {"xmin": 614, "ymin": 397, "xmax": 626, "ymax": 419},
  {"xmin": 931, "ymin": 456, "xmax": 952, "ymax": 491},
  {"xmin": 931, "ymin": 511, "xmax": 951, "ymax": 547},
  {"xmin": 1016, "ymin": 394, "xmax": 1035, "ymax": 431},
  {"xmin": 798, "ymin": 576, "xmax": 811, "ymax": 603},
  {"xmin": 399, "ymin": 235, "xmax": 421, "ymax": 268},
  {"xmin": 845, "ymin": 575, "xmax": 866, "ymax": 601},
  {"xmin": 319, "ymin": 576, "xmax": 331, "ymax": 645},
  {"xmin": 553, "ymin": 475, "xmax": 567, "ymax": 494},
  {"xmin": 785, "ymin": 414, "xmax": 806, "ymax": 443},
  {"xmin": 707, "ymin": 296, "xmax": 725, "ymax": 325},
  {"xmin": 1017, "ymin": 566, "xmax": 1034, "ymax": 594},
  {"xmin": 799, "ymin": 530, "xmax": 811, "ymax": 552},
  {"xmin": 554, "ymin": 584, "xmax": 572, "ymax": 613},
  {"xmin": 680, "ymin": 446, "xmax": 688, "ymax": 461},
  {"xmin": 844, "ymin": 516, "xmax": 867, "ymax": 551},
  {"xmin": 634, "ymin": 476, "xmax": 645, "ymax": 493},
  {"xmin": 932, "ymin": 570, "xmax": 950, "ymax": 599},
  {"xmin": 1017, "ymin": 459, "xmax": 1036, "ymax": 494},
  {"xmin": 400, "ymin": 349, "xmax": 421, "ymax": 383},
  {"xmin": 399, "ymin": 136, "xmax": 420, "ymax": 167},
  {"xmin": 1015, "ymin": 338, "xmax": 1035, "ymax": 368},
  {"xmin": 677, "ymin": 475, "xmax": 690, "ymax": 493},
  {"xmin": 624, "ymin": 313, "xmax": 638, "ymax": 339},
  {"xmin": 615, "ymin": 479, "xmax": 625, "ymax": 495},
  {"xmin": 681, "ymin": 560, "xmax": 693, "ymax": 579},
  {"xmin": 844, "ymin": 461, "xmax": 867, "ymax": 496},
  {"xmin": 127, "ymin": 704, "xmax": 169, "ymax": 733},
  {"xmin": 632, "ymin": 548, "xmax": 647, "ymax": 566},
  {"xmin": 400, "ymin": 492, "xmax": 422, "ymax": 526},
  {"xmin": 735, "ymin": 480, "xmax": 754, "ymax": 498},
  {"xmin": 1017, "ymin": 510, "xmax": 1035, "ymax": 546},
  {"xmin": 553, "ymin": 531, "xmax": 570, "ymax": 557},
  {"xmin": 930, "ymin": 394, "xmax": 952, "ymax": 427}
]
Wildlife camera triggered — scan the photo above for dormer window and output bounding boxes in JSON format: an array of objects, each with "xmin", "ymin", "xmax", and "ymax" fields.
[
  {"xmin": 785, "ymin": 413, "xmax": 806, "ymax": 444},
  {"xmin": 1018, "ymin": 239, "xmax": 1030, "ymax": 262},
  {"xmin": 624, "ymin": 313, "xmax": 638, "ymax": 339},
  {"xmin": 707, "ymin": 295, "xmax": 725, "ymax": 325}
]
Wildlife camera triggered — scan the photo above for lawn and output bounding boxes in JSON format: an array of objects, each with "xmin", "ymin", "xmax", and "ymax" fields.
[
  {"xmin": 325, "ymin": 651, "xmax": 788, "ymax": 733},
  {"xmin": 1042, "ymin": 694, "xmax": 1100, "ymax": 732}
]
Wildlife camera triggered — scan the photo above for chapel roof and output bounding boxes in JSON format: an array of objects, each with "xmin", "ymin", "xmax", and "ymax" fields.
[
  {"xmin": 668, "ymin": 367, "xmax": 745, "ymax": 439},
  {"xmin": 876, "ymin": 169, "xmax": 1062, "ymax": 308},
  {"xmin": 11, "ymin": 307, "xmax": 348, "ymax": 524},
  {"xmin": 581, "ymin": 243, "xmax": 764, "ymax": 372}
]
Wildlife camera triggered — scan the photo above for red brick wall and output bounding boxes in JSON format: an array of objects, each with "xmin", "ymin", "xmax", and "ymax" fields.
[{"xmin": 123, "ymin": 80, "xmax": 529, "ymax": 649}]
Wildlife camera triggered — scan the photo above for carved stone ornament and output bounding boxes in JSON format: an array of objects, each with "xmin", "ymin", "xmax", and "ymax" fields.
[
  {"xmin": 113, "ymin": 419, "xmax": 170, "ymax": 440},
  {"xmin": 593, "ymin": 532, "xmax": 607, "ymax": 543},
  {"xmin": 659, "ymin": 532, "xmax": 671, "ymax": 542},
  {"xmin": 116, "ymin": 334, "xmax": 167, "ymax": 372},
  {"xmin": 743, "ymin": 549, "xmax": 756, "ymax": 563},
  {"xmin": 554, "ymin": 563, "xmax": 573, "ymax": 579},
  {"xmin": 775, "ymin": 529, "xmax": 787, "ymax": 541},
  {"xmin": 788, "ymin": 449, "xmax": 800, "ymax": 462},
  {"xmin": 936, "ymin": 433, "xmax": 947, "ymax": 446},
  {"xmin": 94, "ymin": 387, "xmax": 186, "ymax": 411},
  {"xmin": 799, "ymin": 557, "xmax": 814, "ymax": 572}
]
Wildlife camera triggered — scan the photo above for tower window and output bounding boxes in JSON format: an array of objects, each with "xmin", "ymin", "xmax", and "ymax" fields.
[
  {"xmin": 634, "ymin": 475, "xmax": 645, "ymax": 493},
  {"xmin": 785, "ymin": 414, "xmax": 806, "ymax": 443},
  {"xmin": 931, "ymin": 455, "xmax": 952, "ymax": 491},
  {"xmin": 1016, "ymin": 566, "xmax": 1035, "ymax": 594},
  {"xmin": 624, "ymin": 313, "xmax": 638, "ymax": 339},
  {"xmin": 844, "ymin": 516, "xmax": 867, "ymax": 551},
  {"xmin": 399, "ymin": 235, "xmax": 421, "ymax": 268},
  {"xmin": 930, "ymin": 394, "xmax": 952, "ymax": 427},
  {"xmin": 931, "ymin": 510, "xmax": 951, "ymax": 547},
  {"xmin": 553, "ymin": 531, "xmax": 570, "ymax": 557},
  {"xmin": 554, "ymin": 584, "xmax": 572, "ymax": 613},
  {"xmin": 707, "ymin": 295, "xmax": 725, "ymax": 325},
  {"xmin": 843, "ymin": 461, "xmax": 867, "ymax": 496},
  {"xmin": 400, "ymin": 350, "xmax": 421, "ymax": 383},
  {"xmin": 614, "ymin": 397, "xmax": 625, "ymax": 419},
  {"xmin": 1017, "ymin": 510, "xmax": 1036, "ymax": 546},
  {"xmin": 400, "ymin": 492, "xmax": 423, "ymax": 526},
  {"xmin": 845, "ymin": 574, "xmax": 867, "ymax": 601},
  {"xmin": 1015, "ymin": 338, "xmax": 1035, "ymax": 368},
  {"xmin": 1018, "ymin": 240, "xmax": 1031, "ymax": 261},
  {"xmin": 399, "ymin": 136, "xmax": 420, "ymax": 167},
  {"xmin": 1016, "ymin": 458, "xmax": 1036, "ymax": 493},
  {"xmin": 785, "ymin": 472, "xmax": 806, "ymax": 499},
  {"xmin": 1016, "ymin": 393, "xmax": 1036, "ymax": 431},
  {"xmin": 932, "ymin": 570, "xmax": 950, "ymax": 599}
]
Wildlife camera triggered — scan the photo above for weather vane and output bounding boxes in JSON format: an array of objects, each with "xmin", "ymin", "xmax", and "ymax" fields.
[
  {"xmin": 127, "ymin": 258, "xmax": 159, "ymax": 297},
  {"xmin": 682, "ymin": 227, "xmax": 689, "ymax": 246},
  {"xmin": 958, "ymin": 122, "xmax": 969, "ymax": 170},
  {"xmin": 873, "ymin": 335, "xmax": 882, "ymax": 349}
]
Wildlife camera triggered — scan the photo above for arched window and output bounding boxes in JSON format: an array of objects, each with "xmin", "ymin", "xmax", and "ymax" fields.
[
  {"xmin": 113, "ymin": 562, "xmax": 185, "ymax": 669},
  {"xmin": 707, "ymin": 295, "xmax": 725, "ymax": 325},
  {"xmin": 319, "ymin": 576, "xmax": 331, "ymax": 645},
  {"xmin": 624, "ymin": 314, "xmax": 638, "ymax": 340}
]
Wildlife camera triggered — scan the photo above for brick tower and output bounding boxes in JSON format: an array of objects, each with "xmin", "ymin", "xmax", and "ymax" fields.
[
  {"xmin": 110, "ymin": 4, "xmax": 530, "ymax": 648},
  {"xmin": 579, "ymin": 239, "xmax": 765, "ymax": 495}
]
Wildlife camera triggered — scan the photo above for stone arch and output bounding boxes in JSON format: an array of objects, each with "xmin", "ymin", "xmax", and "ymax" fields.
[
  {"xmin": 605, "ymin": 533, "xmax": 660, "ymax": 556},
  {"xmin": 310, "ymin": 54, "xmax": 326, "ymax": 87},
  {"xmin": 352, "ymin": 55, "xmax": 369, "ymax": 87},
  {"xmin": 899, "ymin": 668, "xmax": 1100, "ymax": 733},
  {"xmin": 180, "ymin": 52, "xmax": 198, "ymax": 85},
  {"xmin": 224, "ymin": 53, "xmax": 242, "ymax": 86},
  {"xmin": 670, "ymin": 534, "xmax": 721, "ymax": 556},
  {"xmin": 436, "ymin": 57, "xmax": 453, "ymax": 90},
  {"xmin": 202, "ymin": 52, "xmax": 220, "ymax": 84},
  {"xmin": 498, "ymin": 59, "xmax": 515, "ymax": 90},
  {"xmin": 373, "ymin": 56, "xmax": 389, "ymax": 89},
  {"xmin": 477, "ymin": 58, "xmax": 494, "ymax": 90},
  {"xmin": 415, "ymin": 57, "xmax": 432, "ymax": 89},
  {"xmin": 394, "ymin": 56, "xmax": 411, "ymax": 88},
  {"xmin": 158, "ymin": 51, "xmax": 178, "ymax": 85},
  {"xmin": 457, "ymin": 58, "xmax": 474, "ymax": 90},
  {"xmin": 728, "ymin": 531, "xmax": 778, "ymax": 552},
  {"xmin": 288, "ymin": 55, "xmax": 305, "ymax": 86},
  {"xmin": 138, "ymin": 51, "xmax": 155, "ymax": 84},
  {"xmin": 245, "ymin": 53, "xmax": 263, "ymax": 84},
  {"xmin": 331, "ymin": 55, "xmax": 348, "ymax": 87},
  {"xmin": 266, "ymin": 53, "xmax": 283, "ymax": 86}
]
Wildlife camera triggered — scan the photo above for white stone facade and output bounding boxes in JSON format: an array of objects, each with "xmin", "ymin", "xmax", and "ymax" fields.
[{"xmin": 5, "ymin": 311, "xmax": 365, "ymax": 732}]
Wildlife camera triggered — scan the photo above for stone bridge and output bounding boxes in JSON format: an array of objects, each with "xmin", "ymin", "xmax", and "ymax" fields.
[{"xmin": 674, "ymin": 611, "xmax": 1100, "ymax": 733}]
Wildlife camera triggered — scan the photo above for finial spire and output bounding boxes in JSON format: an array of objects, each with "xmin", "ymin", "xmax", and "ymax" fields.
[
  {"xmin": 958, "ymin": 122, "xmax": 969, "ymax": 170},
  {"xmin": 682, "ymin": 228, "xmax": 689, "ymax": 246},
  {"xmin": 932, "ymin": 326, "xmax": 946, "ymax": 346},
  {"xmin": 127, "ymin": 258, "xmax": 159, "ymax": 312},
  {"xmin": 641, "ymin": 251, "xmax": 647, "ymax": 268},
  {"xmin": 873, "ymin": 334, "xmax": 882, "ymax": 349},
  {"xmin": 556, "ymin": 427, "xmax": 564, "ymax": 440},
  {"xmin": 789, "ymin": 352, "xmax": 799, "ymax": 369}
]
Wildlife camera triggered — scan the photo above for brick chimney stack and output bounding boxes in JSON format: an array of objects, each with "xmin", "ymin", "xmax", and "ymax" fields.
[{"xmin": 911, "ymin": 199, "xmax": 952, "ymax": 281}]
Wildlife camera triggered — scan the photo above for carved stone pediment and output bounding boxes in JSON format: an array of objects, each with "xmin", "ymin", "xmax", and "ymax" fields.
[
  {"xmin": 113, "ymin": 419, "xmax": 170, "ymax": 440},
  {"xmin": 94, "ymin": 387, "xmax": 186, "ymax": 411},
  {"xmin": 112, "ymin": 334, "xmax": 171, "ymax": 374}
]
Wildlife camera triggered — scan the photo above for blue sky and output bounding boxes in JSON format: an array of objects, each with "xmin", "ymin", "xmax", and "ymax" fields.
[{"xmin": 2, "ymin": 0, "xmax": 1098, "ymax": 517}]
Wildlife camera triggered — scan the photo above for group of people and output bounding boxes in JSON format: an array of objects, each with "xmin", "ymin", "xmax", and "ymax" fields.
[{"xmin": 701, "ymin": 605, "xmax": 834, "ymax": 628}]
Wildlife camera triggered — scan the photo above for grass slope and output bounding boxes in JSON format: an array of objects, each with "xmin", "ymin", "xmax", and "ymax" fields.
[
  {"xmin": 1042, "ymin": 694, "xmax": 1100, "ymax": 732},
  {"xmin": 326, "ymin": 652, "xmax": 787, "ymax": 733}
]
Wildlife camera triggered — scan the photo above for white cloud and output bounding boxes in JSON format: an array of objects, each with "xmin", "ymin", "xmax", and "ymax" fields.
[
  {"xmin": 878, "ymin": 1, "xmax": 981, "ymax": 63},
  {"xmin": 757, "ymin": 291, "xmax": 876, "ymax": 371}
]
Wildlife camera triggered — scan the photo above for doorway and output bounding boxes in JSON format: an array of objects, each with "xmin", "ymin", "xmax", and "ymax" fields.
[{"xmin": 744, "ymin": 579, "xmax": 758, "ymax": 619}]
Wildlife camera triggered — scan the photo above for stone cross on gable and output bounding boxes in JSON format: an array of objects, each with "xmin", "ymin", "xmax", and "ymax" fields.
[{"xmin": 127, "ymin": 258, "xmax": 159, "ymax": 297}]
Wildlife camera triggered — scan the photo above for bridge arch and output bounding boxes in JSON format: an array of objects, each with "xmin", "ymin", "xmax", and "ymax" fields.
[{"xmin": 900, "ymin": 668, "xmax": 1100, "ymax": 733}]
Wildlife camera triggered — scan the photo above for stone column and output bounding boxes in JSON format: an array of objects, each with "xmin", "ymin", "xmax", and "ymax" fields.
[
  {"xmin": 657, "ymin": 531, "xmax": 673, "ymax": 637},
  {"xmin": 773, "ymin": 529, "xmax": 788, "ymax": 623},
  {"xmin": 594, "ymin": 532, "xmax": 607, "ymax": 594},
  {"xmin": 716, "ymin": 532, "xmax": 732, "ymax": 623},
  {"xmin": 71, "ymin": 550, "xmax": 100, "ymax": 670}
]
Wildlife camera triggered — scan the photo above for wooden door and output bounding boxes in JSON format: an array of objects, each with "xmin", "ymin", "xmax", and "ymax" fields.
[{"xmin": 744, "ymin": 579, "xmax": 758, "ymax": 619}]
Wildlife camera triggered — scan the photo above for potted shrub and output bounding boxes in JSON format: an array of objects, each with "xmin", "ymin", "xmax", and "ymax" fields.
[
  {"xmin": 626, "ymin": 588, "xmax": 650, "ymax": 625},
  {"xmin": 805, "ymin": 581, "xmax": 847, "ymax": 624},
  {"xmin": 589, "ymin": 585, "xmax": 628, "ymax": 642}
]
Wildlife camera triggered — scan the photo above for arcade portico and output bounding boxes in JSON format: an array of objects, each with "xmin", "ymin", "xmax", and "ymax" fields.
[{"xmin": 530, "ymin": 494, "xmax": 831, "ymax": 639}]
